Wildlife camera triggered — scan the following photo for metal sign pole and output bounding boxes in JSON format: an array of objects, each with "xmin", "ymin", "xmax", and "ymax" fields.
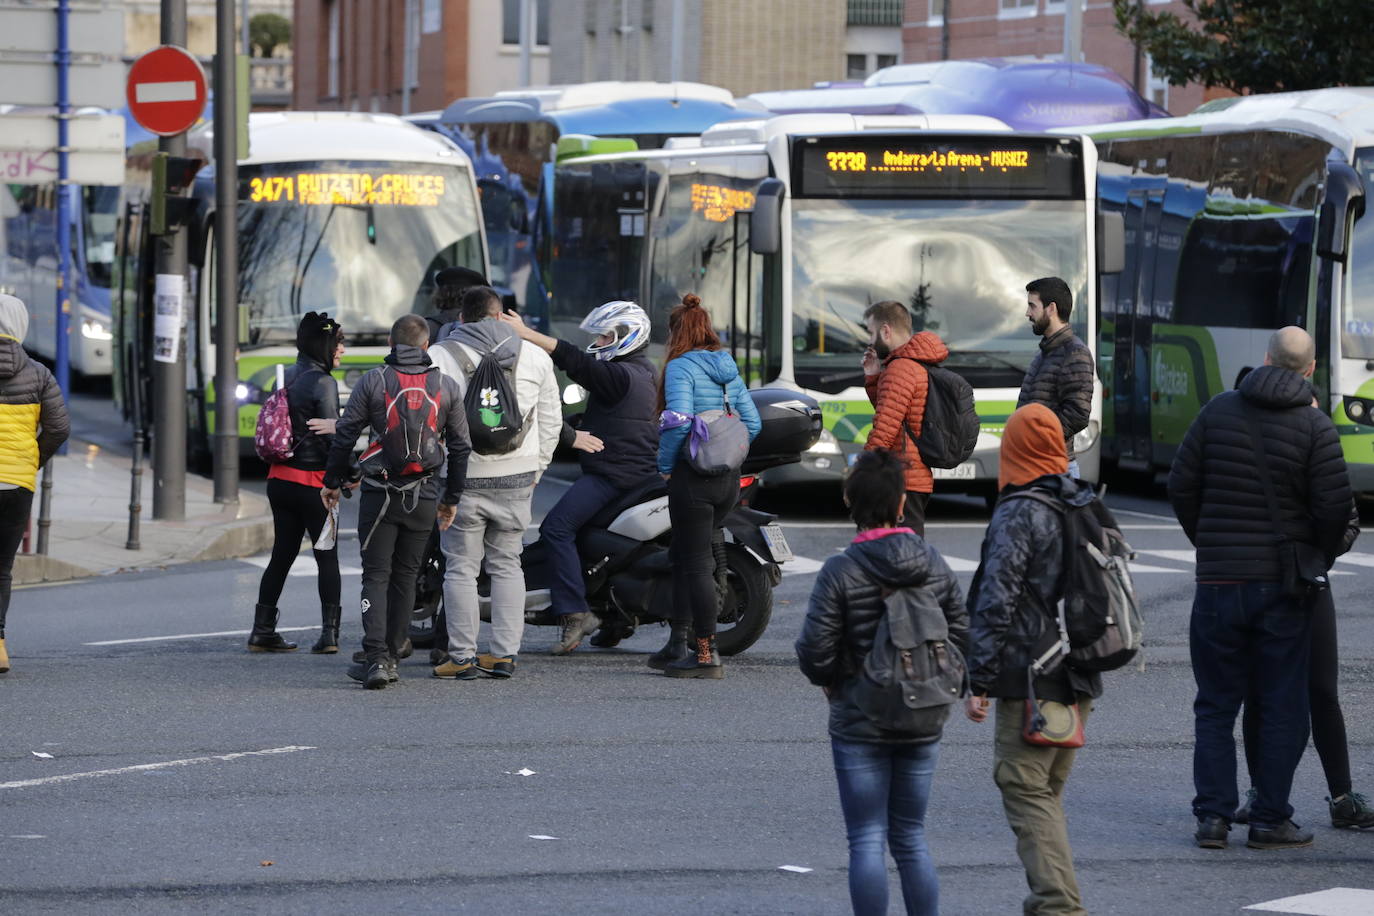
[
  {"xmin": 213, "ymin": 0, "xmax": 240, "ymax": 504},
  {"xmin": 152, "ymin": 0, "xmax": 189, "ymax": 521},
  {"xmin": 54, "ymin": 0, "xmax": 71, "ymax": 400}
]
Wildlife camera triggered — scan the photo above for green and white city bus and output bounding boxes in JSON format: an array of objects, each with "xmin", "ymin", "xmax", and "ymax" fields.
[
  {"xmin": 550, "ymin": 113, "xmax": 1106, "ymax": 494},
  {"xmin": 113, "ymin": 111, "xmax": 488, "ymax": 460},
  {"xmin": 1085, "ymin": 88, "xmax": 1374, "ymax": 490}
]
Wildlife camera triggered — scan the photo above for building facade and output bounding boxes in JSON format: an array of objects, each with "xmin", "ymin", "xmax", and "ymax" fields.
[
  {"xmin": 903, "ymin": 0, "xmax": 1209, "ymax": 115},
  {"xmin": 551, "ymin": 0, "xmax": 890, "ymax": 97},
  {"xmin": 291, "ymin": 0, "xmax": 550, "ymax": 114}
]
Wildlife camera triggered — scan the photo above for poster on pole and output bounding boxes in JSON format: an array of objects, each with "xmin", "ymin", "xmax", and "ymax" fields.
[{"xmin": 153, "ymin": 273, "xmax": 185, "ymax": 363}]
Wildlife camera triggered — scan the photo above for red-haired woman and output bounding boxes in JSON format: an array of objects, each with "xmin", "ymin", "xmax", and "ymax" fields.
[{"xmin": 654, "ymin": 294, "xmax": 761, "ymax": 677}]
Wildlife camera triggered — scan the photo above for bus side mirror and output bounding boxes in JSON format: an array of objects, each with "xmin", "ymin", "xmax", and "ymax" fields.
[
  {"xmin": 749, "ymin": 178, "xmax": 785, "ymax": 255},
  {"xmin": 1318, "ymin": 161, "xmax": 1366, "ymax": 263},
  {"xmin": 1097, "ymin": 210, "xmax": 1125, "ymax": 274}
]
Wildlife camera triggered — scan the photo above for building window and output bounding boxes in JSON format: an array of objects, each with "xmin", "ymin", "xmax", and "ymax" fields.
[
  {"xmin": 998, "ymin": 0, "xmax": 1038, "ymax": 18},
  {"xmin": 1146, "ymin": 54, "xmax": 1170, "ymax": 110},
  {"xmin": 927, "ymin": 0, "xmax": 944, "ymax": 25},
  {"xmin": 876, "ymin": 54, "xmax": 897, "ymax": 70},
  {"xmin": 503, "ymin": 0, "xmax": 551, "ymax": 46},
  {"xmin": 326, "ymin": 0, "xmax": 340, "ymax": 98},
  {"xmin": 405, "ymin": 0, "xmax": 420, "ymax": 91},
  {"xmin": 846, "ymin": 54, "xmax": 868, "ymax": 80},
  {"xmin": 846, "ymin": 0, "xmax": 902, "ymax": 27}
]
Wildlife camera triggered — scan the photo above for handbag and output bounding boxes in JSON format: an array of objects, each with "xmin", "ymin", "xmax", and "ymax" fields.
[
  {"xmin": 1022, "ymin": 698, "xmax": 1086, "ymax": 748},
  {"xmin": 1239, "ymin": 413, "xmax": 1330, "ymax": 600}
]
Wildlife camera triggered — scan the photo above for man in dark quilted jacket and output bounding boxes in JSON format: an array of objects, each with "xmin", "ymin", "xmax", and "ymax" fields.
[
  {"xmin": 1169, "ymin": 327, "xmax": 1354, "ymax": 852},
  {"xmin": 1017, "ymin": 277, "xmax": 1094, "ymax": 476},
  {"xmin": 862, "ymin": 300, "xmax": 949, "ymax": 535}
]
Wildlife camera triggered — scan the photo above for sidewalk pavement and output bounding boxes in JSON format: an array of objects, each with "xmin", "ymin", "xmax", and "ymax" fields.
[{"xmin": 14, "ymin": 439, "xmax": 274, "ymax": 586}]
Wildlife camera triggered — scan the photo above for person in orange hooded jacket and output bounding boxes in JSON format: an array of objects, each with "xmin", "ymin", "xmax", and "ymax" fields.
[{"xmin": 861, "ymin": 300, "xmax": 949, "ymax": 535}]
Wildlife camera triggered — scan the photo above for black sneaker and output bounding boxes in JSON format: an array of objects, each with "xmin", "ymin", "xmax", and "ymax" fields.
[
  {"xmin": 347, "ymin": 661, "xmax": 389, "ymax": 690},
  {"xmin": 478, "ymin": 653, "xmax": 516, "ymax": 679},
  {"xmin": 1234, "ymin": 788, "xmax": 1256, "ymax": 825},
  {"xmin": 1247, "ymin": 820, "xmax": 1314, "ymax": 849},
  {"xmin": 1195, "ymin": 815, "xmax": 1229, "ymax": 849},
  {"xmin": 385, "ymin": 659, "xmax": 399, "ymax": 683},
  {"xmin": 1330, "ymin": 791, "xmax": 1374, "ymax": 829},
  {"xmin": 550, "ymin": 612, "xmax": 601, "ymax": 656}
]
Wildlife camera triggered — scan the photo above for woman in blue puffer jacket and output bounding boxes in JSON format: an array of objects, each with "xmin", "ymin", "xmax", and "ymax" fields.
[{"xmin": 654, "ymin": 293, "xmax": 761, "ymax": 678}]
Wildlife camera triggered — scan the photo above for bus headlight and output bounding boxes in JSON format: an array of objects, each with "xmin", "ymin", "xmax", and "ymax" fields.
[
  {"xmin": 1344, "ymin": 396, "xmax": 1374, "ymax": 427},
  {"xmin": 563, "ymin": 383, "xmax": 587, "ymax": 405},
  {"xmin": 807, "ymin": 428, "xmax": 841, "ymax": 455},
  {"xmin": 1072, "ymin": 419, "xmax": 1101, "ymax": 454},
  {"xmin": 235, "ymin": 382, "xmax": 264, "ymax": 404},
  {"xmin": 81, "ymin": 318, "xmax": 113, "ymax": 341}
]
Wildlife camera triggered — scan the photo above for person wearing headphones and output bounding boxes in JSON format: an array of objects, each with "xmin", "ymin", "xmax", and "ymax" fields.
[{"xmin": 501, "ymin": 301, "xmax": 657, "ymax": 655}]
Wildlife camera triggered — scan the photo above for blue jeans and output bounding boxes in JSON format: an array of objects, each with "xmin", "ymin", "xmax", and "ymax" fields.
[
  {"xmin": 539, "ymin": 474, "xmax": 621, "ymax": 617},
  {"xmin": 1190, "ymin": 582, "xmax": 1312, "ymax": 828},
  {"xmin": 831, "ymin": 738, "xmax": 940, "ymax": 916}
]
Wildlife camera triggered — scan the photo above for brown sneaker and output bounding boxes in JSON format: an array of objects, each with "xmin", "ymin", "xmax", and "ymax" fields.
[
  {"xmin": 432, "ymin": 655, "xmax": 479, "ymax": 680},
  {"xmin": 478, "ymin": 654, "xmax": 517, "ymax": 679}
]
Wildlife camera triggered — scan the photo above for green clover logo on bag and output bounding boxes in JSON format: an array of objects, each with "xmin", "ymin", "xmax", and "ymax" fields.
[{"xmin": 479, "ymin": 387, "xmax": 503, "ymax": 428}]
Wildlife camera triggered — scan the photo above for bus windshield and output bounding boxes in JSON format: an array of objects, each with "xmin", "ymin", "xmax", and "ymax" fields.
[
  {"xmin": 82, "ymin": 186, "xmax": 121, "ymax": 289},
  {"xmin": 235, "ymin": 160, "xmax": 483, "ymax": 348},
  {"xmin": 1346, "ymin": 148, "xmax": 1374, "ymax": 360},
  {"xmin": 790, "ymin": 198, "xmax": 1087, "ymax": 393}
]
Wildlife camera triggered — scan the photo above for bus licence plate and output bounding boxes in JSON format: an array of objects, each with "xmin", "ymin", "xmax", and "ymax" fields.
[
  {"xmin": 761, "ymin": 524, "xmax": 794, "ymax": 563},
  {"xmin": 931, "ymin": 463, "xmax": 976, "ymax": 480}
]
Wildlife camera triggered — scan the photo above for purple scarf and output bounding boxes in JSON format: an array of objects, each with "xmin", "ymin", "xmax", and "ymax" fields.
[{"xmin": 659, "ymin": 409, "xmax": 711, "ymax": 459}]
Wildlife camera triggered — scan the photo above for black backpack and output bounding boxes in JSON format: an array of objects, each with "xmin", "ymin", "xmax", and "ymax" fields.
[
  {"xmin": 439, "ymin": 339, "xmax": 529, "ymax": 455},
  {"xmin": 1004, "ymin": 488, "xmax": 1143, "ymax": 673},
  {"xmin": 358, "ymin": 367, "xmax": 446, "ymax": 482},
  {"xmin": 903, "ymin": 362, "xmax": 979, "ymax": 469},
  {"xmin": 849, "ymin": 567, "xmax": 967, "ymax": 739}
]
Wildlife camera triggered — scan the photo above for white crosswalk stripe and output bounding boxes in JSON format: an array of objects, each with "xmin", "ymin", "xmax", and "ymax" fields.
[{"xmin": 239, "ymin": 556, "xmax": 364, "ymax": 577}]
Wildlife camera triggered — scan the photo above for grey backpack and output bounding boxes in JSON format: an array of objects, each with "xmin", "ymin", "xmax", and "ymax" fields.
[
  {"xmin": 687, "ymin": 382, "xmax": 750, "ymax": 477},
  {"xmin": 849, "ymin": 574, "xmax": 967, "ymax": 739}
]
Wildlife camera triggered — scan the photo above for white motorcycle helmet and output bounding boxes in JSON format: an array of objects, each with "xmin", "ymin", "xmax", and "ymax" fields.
[{"xmin": 579, "ymin": 300, "xmax": 650, "ymax": 361}]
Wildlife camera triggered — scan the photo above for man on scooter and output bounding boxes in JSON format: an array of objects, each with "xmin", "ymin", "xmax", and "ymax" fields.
[{"xmin": 501, "ymin": 301, "xmax": 658, "ymax": 654}]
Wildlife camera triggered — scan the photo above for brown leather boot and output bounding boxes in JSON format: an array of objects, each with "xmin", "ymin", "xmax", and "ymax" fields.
[
  {"xmin": 664, "ymin": 635, "xmax": 723, "ymax": 679},
  {"xmin": 0, "ymin": 636, "xmax": 9, "ymax": 673}
]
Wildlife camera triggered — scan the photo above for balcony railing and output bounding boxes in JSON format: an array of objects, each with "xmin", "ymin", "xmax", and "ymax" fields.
[{"xmin": 847, "ymin": 0, "xmax": 902, "ymax": 26}]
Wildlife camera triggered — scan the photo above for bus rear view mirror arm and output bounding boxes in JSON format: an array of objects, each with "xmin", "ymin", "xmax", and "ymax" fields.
[
  {"xmin": 1096, "ymin": 209, "xmax": 1125, "ymax": 275},
  {"xmin": 1318, "ymin": 160, "xmax": 1366, "ymax": 263},
  {"xmin": 749, "ymin": 178, "xmax": 786, "ymax": 256}
]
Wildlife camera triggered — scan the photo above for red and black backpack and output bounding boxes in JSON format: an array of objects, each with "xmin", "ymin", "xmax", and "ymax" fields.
[{"xmin": 359, "ymin": 367, "xmax": 446, "ymax": 482}]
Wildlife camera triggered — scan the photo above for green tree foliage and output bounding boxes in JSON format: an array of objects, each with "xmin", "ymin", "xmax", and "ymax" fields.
[
  {"xmin": 1114, "ymin": 0, "xmax": 1374, "ymax": 94},
  {"xmin": 249, "ymin": 12, "xmax": 292, "ymax": 59}
]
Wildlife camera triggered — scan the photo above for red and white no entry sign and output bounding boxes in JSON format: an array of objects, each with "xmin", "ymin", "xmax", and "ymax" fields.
[{"xmin": 126, "ymin": 45, "xmax": 208, "ymax": 137}]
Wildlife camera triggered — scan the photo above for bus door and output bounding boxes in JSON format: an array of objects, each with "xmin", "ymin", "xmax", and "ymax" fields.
[
  {"xmin": 1115, "ymin": 184, "xmax": 1164, "ymax": 465},
  {"xmin": 729, "ymin": 211, "xmax": 766, "ymax": 386}
]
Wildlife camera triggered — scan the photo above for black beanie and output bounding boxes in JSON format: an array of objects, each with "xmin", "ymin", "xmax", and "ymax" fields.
[{"xmin": 296, "ymin": 311, "xmax": 341, "ymax": 367}]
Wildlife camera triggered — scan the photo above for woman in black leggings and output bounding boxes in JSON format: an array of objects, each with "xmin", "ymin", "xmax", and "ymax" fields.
[
  {"xmin": 1239, "ymin": 587, "xmax": 1374, "ymax": 829},
  {"xmin": 249, "ymin": 313, "xmax": 345, "ymax": 654}
]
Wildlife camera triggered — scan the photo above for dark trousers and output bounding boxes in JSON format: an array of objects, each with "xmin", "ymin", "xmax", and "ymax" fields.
[
  {"xmin": 902, "ymin": 491, "xmax": 931, "ymax": 537},
  {"xmin": 257, "ymin": 478, "xmax": 341, "ymax": 610},
  {"xmin": 357, "ymin": 488, "xmax": 437, "ymax": 663},
  {"xmin": 540, "ymin": 473, "xmax": 621, "ymax": 618},
  {"xmin": 1244, "ymin": 588, "xmax": 1351, "ymax": 799},
  {"xmin": 0, "ymin": 487, "xmax": 34, "ymax": 636},
  {"xmin": 668, "ymin": 464, "xmax": 738, "ymax": 637},
  {"xmin": 1190, "ymin": 582, "xmax": 1312, "ymax": 828}
]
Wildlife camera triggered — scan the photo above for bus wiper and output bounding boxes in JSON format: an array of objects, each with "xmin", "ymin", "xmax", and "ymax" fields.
[
  {"xmin": 817, "ymin": 369, "xmax": 868, "ymax": 385},
  {"xmin": 947, "ymin": 350, "xmax": 1029, "ymax": 373}
]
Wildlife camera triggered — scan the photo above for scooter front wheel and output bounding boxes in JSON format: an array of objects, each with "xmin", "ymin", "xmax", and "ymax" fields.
[{"xmin": 713, "ymin": 543, "xmax": 774, "ymax": 657}]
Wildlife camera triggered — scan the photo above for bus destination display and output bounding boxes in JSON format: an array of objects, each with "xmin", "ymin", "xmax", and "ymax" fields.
[
  {"xmin": 242, "ymin": 171, "xmax": 448, "ymax": 207},
  {"xmin": 795, "ymin": 136, "xmax": 1080, "ymax": 199}
]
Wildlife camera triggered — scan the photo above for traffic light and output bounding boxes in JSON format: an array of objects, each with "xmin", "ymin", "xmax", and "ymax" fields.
[{"xmin": 150, "ymin": 153, "xmax": 204, "ymax": 236}]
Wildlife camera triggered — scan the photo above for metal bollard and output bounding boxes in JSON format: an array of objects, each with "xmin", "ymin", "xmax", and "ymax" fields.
[
  {"xmin": 127, "ymin": 426, "xmax": 144, "ymax": 550},
  {"xmin": 36, "ymin": 461, "xmax": 53, "ymax": 555}
]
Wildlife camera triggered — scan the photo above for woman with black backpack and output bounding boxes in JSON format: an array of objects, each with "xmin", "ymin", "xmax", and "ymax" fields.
[
  {"xmin": 796, "ymin": 449, "xmax": 968, "ymax": 916},
  {"xmin": 653, "ymin": 293, "xmax": 761, "ymax": 678},
  {"xmin": 250, "ymin": 312, "xmax": 346, "ymax": 655}
]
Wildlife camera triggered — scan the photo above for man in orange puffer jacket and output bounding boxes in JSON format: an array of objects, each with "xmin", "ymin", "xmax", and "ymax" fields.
[{"xmin": 861, "ymin": 300, "xmax": 950, "ymax": 536}]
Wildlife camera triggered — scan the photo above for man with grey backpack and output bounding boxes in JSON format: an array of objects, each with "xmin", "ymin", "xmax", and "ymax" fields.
[
  {"xmin": 796, "ymin": 449, "xmax": 968, "ymax": 916},
  {"xmin": 428, "ymin": 286, "xmax": 561, "ymax": 680}
]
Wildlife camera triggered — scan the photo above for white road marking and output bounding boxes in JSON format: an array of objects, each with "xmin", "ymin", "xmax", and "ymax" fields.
[
  {"xmin": 781, "ymin": 556, "xmax": 824, "ymax": 576},
  {"xmin": 1136, "ymin": 549, "xmax": 1196, "ymax": 564},
  {"xmin": 0, "ymin": 745, "xmax": 316, "ymax": 791},
  {"xmin": 133, "ymin": 80, "xmax": 198, "ymax": 103},
  {"xmin": 238, "ymin": 556, "xmax": 364, "ymax": 576},
  {"xmin": 84, "ymin": 626, "xmax": 319, "ymax": 647},
  {"xmin": 1245, "ymin": 887, "xmax": 1374, "ymax": 915},
  {"xmin": 1111, "ymin": 507, "xmax": 1178, "ymax": 522},
  {"xmin": 1336, "ymin": 552, "xmax": 1374, "ymax": 568}
]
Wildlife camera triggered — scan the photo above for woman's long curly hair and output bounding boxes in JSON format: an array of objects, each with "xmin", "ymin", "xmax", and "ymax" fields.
[{"xmin": 657, "ymin": 293, "xmax": 721, "ymax": 413}]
